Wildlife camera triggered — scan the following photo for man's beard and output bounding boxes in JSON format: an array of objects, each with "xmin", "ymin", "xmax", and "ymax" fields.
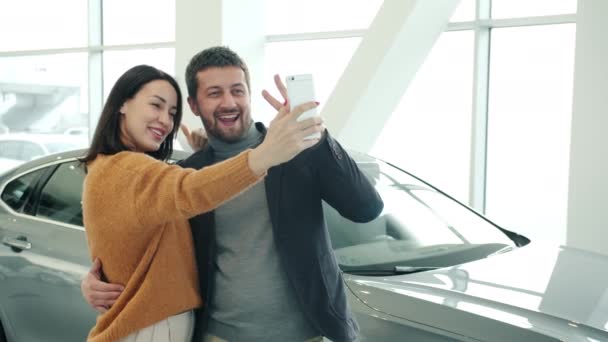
[{"xmin": 202, "ymin": 107, "xmax": 252, "ymax": 143}]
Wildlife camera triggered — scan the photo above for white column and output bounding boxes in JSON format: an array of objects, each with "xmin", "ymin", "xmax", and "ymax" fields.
[
  {"xmin": 566, "ymin": 0, "xmax": 608, "ymax": 255},
  {"xmin": 222, "ymin": 1, "xmax": 266, "ymax": 121},
  {"xmin": 175, "ymin": 0, "xmax": 265, "ymax": 150},
  {"xmin": 87, "ymin": 0, "xmax": 103, "ymax": 143},
  {"xmin": 321, "ymin": 0, "xmax": 460, "ymax": 152}
]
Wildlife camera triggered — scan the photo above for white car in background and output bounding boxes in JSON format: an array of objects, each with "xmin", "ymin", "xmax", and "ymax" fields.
[
  {"xmin": 0, "ymin": 158, "xmax": 21, "ymax": 175},
  {"xmin": 0, "ymin": 133, "xmax": 88, "ymax": 174}
]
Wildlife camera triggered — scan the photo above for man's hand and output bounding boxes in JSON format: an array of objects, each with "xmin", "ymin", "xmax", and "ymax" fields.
[
  {"xmin": 262, "ymin": 74, "xmax": 326, "ymax": 141},
  {"xmin": 180, "ymin": 124, "xmax": 208, "ymax": 151},
  {"xmin": 262, "ymin": 74, "xmax": 289, "ymax": 111},
  {"xmin": 81, "ymin": 258, "xmax": 124, "ymax": 313}
]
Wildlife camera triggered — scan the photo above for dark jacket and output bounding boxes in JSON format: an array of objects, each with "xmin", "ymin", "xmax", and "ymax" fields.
[{"xmin": 179, "ymin": 123, "xmax": 384, "ymax": 342}]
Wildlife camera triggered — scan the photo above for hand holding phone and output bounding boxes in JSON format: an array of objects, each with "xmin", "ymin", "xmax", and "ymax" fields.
[{"xmin": 286, "ymin": 74, "xmax": 321, "ymax": 140}]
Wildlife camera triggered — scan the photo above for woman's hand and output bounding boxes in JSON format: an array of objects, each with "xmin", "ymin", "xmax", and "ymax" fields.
[{"xmin": 248, "ymin": 101, "xmax": 323, "ymax": 175}]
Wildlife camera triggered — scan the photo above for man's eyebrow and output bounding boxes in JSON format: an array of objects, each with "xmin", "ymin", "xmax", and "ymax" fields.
[
  {"xmin": 203, "ymin": 84, "xmax": 245, "ymax": 93},
  {"xmin": 204, "ymin": 86, "xmax": 222, "ymax": 92}
]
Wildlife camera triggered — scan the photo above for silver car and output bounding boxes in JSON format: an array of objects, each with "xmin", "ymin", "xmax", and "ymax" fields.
[{"xmin": 0, "ymin": 149, "xmax": 607, "ymax": 341}]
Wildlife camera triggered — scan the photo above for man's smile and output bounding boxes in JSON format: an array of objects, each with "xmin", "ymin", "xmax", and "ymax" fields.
[{"xmin": 216, "ymin": 112, "xmax": 241, "ymax": 127}]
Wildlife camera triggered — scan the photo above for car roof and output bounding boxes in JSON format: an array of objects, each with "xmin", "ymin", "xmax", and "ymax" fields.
[
  {"xmin": 0, "ymin": 147, "xmax": 375, "ymax": 183},
  {"xmin": 3, "ymin": 148, "xmax": 189, "ymax": 170}
]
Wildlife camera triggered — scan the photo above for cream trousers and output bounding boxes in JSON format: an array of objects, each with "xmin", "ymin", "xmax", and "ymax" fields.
[
  {"xmin": 119, "ymin": 311, "xmax": 194, "ymax": 342},
  {"xmin": 203, "ymin": 334, "xmax": 324, "ymax": 342}
]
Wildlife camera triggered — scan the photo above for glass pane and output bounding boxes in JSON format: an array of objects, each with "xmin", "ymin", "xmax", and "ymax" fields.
[
  {"xmin": 0, "ymin": 53, "xmax": 89, "ymax": 169},
  {"xmin": 328, "ymin": 157, "xmax": 513, "ymax": 269},
  {"xmin": 450, "ymin": 0, "xmax": 476, "ymax": 22},
  {"xmin": 102, "ymin": 48, "xmax": 175, "ymax": 101},
  {"xmin": 264, "ymin": 0, "xmax": 383, "ymax": 34},
  {"xmin": 0, "ymin": 168, "xmax": 45, "ymax": 211},
  {"xmin": 371, "ymin": 31, "xmax": 475, "ymax": 204},
  {"xmin": 37, "ymin": 161, "xmax": 85, "ymax": 226},
  {"xmin": 486, "ymin": 24, "xmax": 576, "ymax": 245},
  {"xmin": 103, "ymin": 0, "xmax": 175, "ymax": 45},
  {"xmin": 263, "ymin": 38, "xmax": 361, "ymax": 123},
  {"xmin": 492, "ymin": 0, "xmax": 577, "ymax": 18},
  {"xmin": 0, "ymin": 0, "xmax": 87, "ymax": 51}
]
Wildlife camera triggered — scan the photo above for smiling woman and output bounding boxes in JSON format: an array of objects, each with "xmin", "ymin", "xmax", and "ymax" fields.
[{"xmin": 118, "ymin": 80, "xmax": 178, "ymax": 153}]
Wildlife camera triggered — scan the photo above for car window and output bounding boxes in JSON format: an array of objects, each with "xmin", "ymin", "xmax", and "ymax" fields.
[
  {"xmin": 1, "ymin": 168, "xmax": 46, "ymax": 211},
  {"xmin": 36, "ymin": 161, "xmax": 85, "ymax": 226}
]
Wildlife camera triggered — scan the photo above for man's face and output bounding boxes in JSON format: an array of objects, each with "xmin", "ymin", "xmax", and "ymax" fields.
[{"xmin": 188, "ymin": 66, "xmax": 253, "ymax": 143}]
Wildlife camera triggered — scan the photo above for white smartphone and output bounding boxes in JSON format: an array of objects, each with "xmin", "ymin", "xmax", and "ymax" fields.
[{"xmin": 285, "ymin": 74, "xmax": 321, "ymax": 139}]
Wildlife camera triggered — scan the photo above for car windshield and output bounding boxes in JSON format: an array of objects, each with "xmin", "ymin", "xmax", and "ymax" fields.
[{"xmin": 328, "ymin": 153, "xmax": 516, "ymax": 274}]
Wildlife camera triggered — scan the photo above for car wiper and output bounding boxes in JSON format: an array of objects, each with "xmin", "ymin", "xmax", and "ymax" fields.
[
  {"xmin": 487, "ymin": 245, "xmax": 515, "ymax": 257},
  {"xmin": 342, "ymin": 265, "xmax": 440, "ymax": 276}
]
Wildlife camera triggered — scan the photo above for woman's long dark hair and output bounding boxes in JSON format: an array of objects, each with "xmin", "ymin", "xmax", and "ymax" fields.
[{"xmin": 81, "ymin": 65, "xmax": 183, "ymax": 163}]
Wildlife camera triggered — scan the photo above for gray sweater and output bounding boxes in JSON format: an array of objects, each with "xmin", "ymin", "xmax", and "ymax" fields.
[{"xmin": 206, "ymin": 124, "xmax": 317, "ymax": 341}]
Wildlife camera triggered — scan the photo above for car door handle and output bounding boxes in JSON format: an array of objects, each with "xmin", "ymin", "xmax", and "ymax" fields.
[{"xmin": 2, "ymin": 236, "xmax": 32, "ymax": 252}]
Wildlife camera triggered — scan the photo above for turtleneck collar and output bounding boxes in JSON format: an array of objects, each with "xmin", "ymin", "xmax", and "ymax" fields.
[{"xmin": 208, "ymin": 122, "xmax": 263, "ymax": 161}]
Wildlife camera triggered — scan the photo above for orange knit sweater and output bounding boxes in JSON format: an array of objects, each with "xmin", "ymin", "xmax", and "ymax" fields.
[{"xmin": 82, "ymin": 150, "xmax": 262, "ymax": 342}]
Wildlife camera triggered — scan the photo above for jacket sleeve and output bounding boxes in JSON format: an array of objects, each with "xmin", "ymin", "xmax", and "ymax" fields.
[
  {"xmin": 313, "ymin": 131, "xmax": 384, "ymax": 222},
  {"xmin": 113, "ymin": 150, "xmax": 262, "ymax": 228}
]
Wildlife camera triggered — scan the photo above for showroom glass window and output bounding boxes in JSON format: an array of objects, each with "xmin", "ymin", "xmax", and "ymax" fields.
[
  {"xmin": 0, "ymin": 0, "xmax": 87, "ymax": 51},
  {"xmin": 102, "ymin": 48, "xmax": 175, "ymax": 101},
  {"xmin": 371, "ymin": 31, "xmax": 475, "ymax": 204},
  {"xmin": 264, "ymin": 0, "xmax": 576, "ymax": 246},
  {"xmin": 0, "ymin": 54, "xmax": 89, "ymax": 173},
  {"xmin": 103, "ymin": 0, "xmax": 175, "ymax": 45},
  {"xmin": 0, "ymin": 0, "xmax": 176, "ymax": 173},
  {"xmin": 264, "ymin": 0, "xmax": 475, "ymax": 204},
  {"xmin": 491, "ymin": 0, "xmax": 577, "ymax": 18},
  {"xmin": 0, "ymin": 0, "xmax": 89, "ymax": 173},
  {"xmin": 485, "ymin": 24, "xmax": 576, "ymax": 245}
]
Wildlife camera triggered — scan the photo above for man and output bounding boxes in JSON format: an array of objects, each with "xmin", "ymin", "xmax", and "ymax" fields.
[{"xmin": 82, "ymin": 46, "xmax": 383, "ymax": 342}]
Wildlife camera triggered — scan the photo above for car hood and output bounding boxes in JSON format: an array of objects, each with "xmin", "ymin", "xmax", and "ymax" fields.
[{"xmin": 346, "ymin": 243, "xmax": 608, "ymax": 340}]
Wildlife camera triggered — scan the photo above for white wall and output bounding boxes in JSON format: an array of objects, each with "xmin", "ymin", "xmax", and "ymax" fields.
[{"xmin": 567, "ymin": 0, "xmax": 608, "ymax": 255}]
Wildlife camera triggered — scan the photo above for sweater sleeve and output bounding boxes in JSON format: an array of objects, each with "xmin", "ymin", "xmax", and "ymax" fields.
[{"xmin": 107, "ymin": 150, "xmax": 262, "ymax": 228}]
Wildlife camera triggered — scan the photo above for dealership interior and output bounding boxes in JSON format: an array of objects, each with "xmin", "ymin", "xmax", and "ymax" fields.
[{"xmin": 1, "ymin": 0, "xmax": 608, "ymax": 341}]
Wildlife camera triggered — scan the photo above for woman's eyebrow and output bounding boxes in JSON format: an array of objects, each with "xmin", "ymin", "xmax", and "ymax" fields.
[{"xmin": 151, "ymin": 95, "xmax": 167, "ymax": 103}]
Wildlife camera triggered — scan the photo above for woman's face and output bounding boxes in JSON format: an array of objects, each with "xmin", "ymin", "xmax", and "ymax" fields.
[{"xmin": 119, "ymin": 80, "xmax": 178, "ymax": 152}]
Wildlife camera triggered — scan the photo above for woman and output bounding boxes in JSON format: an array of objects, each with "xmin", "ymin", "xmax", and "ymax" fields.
[{"xmin": 81, "ymin": 65, "xmax": 322, "ymax": 342}]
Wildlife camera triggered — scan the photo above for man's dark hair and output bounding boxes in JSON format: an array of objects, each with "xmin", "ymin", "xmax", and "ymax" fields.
[
  {"xmin": 185, "ymin": 46, "xmax": 251, "ymax": 98},
  {"xmin": 81, "ymin": 65, "xmax": 183, "ymax": 164}
]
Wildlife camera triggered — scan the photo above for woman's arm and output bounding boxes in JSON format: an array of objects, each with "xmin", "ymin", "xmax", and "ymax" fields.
[
  {"xmin": 116, "ymin": 150, "xmax": 261, "ymax": 227},
  {"xmin": 126, "ymin": 101, "xmax": 325, "ymax": 227}
]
